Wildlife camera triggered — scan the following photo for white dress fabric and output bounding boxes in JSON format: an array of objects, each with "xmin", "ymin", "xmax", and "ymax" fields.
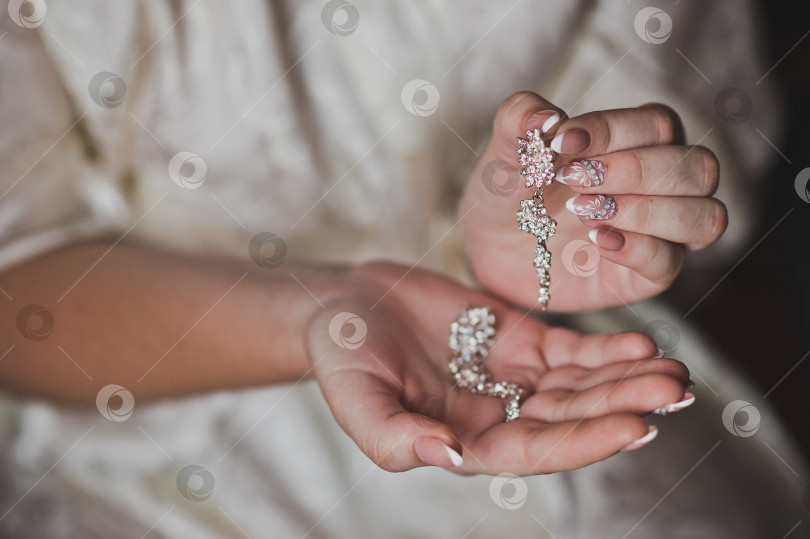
[{"xmin": 0, "ymin": 1, "xmax": 805, "ymax": 537}]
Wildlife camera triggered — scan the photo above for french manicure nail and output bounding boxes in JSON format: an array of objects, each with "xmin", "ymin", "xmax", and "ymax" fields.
[
  {"xmin": 550, "ymin": 128, "xmax": 590, "ymax": 154},
  {"xmin": 653, "ymin": 393, "xmax": 696, "ymax": 416},
  {"xmin": 565, "ymin": 195, "xmax": 618, "ymax": 220},
  {"xmin": 541, "ymin": 112, "xmax": 560, "ymax": 133},
  {"xmin": 414, "ymin": 436, "xmax": 463, "ymax": 467},
  {"xmin": 555, "ymin": 159, "xmax": 607, "ymax": 187},
  {"xmin": 527, "ymin": 110, "xmax": 559, "ymax": 133},
  {"xmin": 588, "ymin": 228, "xmax": 625, "ymax": 251},
  {"xmin": 622, "ymin": 425, "xmax": 658, "ymax": 451}
]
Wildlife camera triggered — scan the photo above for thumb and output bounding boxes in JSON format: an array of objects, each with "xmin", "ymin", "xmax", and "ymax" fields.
[
  {"xmin": 467, "ymin": 92, "xmax": 567, "ymax": 213},
  {"xmin": 491, "ymin": 91, "xmax": 566, "ymax": 153},
  {"xmin": 323, "ymin": 370, "xmax": 463, "ymax": 472}
]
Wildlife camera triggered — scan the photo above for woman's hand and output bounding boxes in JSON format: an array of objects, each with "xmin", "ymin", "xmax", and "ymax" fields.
[
  {"xmin": 459, "ymin": 92, "xmax": 727, "ymax": 311},
  {"xmin": 306, "ymin": 262, "xmax": 691, "ymax": 475}
]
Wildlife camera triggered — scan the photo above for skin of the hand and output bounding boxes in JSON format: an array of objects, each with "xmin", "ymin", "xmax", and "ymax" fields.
[
  {"xmin": 306, "ymin": 261, "xmax": 691, "ymax": 476},
  {"xmin": 459, "ymin": 92, "xmax": 727, "ymax": 312},
  {"xmin": 0, "ymin": 242, "xmax": 689, "ymax": 477}
]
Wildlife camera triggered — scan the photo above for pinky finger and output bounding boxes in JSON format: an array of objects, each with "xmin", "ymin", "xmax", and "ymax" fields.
[{"xmin": 588, "ymin": 228, "xmax": 685, "ymax": 287}]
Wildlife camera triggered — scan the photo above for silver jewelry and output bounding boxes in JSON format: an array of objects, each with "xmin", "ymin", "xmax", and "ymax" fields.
[
  {"xmin": 516, "ymin": 129, "xmax": 558, "ymax": 309},
  {"xmin": 448, "ymin": 307, "xmax": 526, "ymax": 421}
]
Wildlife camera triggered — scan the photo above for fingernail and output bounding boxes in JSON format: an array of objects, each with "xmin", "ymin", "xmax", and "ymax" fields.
[
  {"xmin": 541, "ymin": 112, "xmax": 561, "ymax": 133},
  {"xmin": 653, "ymin": 393, "xmax": 696, "ymax": 416},
  {"xmin": 414, "ymin": 436, "xmax": 463, "ymax": 467},
  {"xmin": 565, "ymin": 195, "xmax": 618, "ymax": 220},
  {"xmin": 550, "ymin": 128, "xmax": 590, "ymax": 154},
  {"xmin": 527, "ymin": 110, "xmax": 560, "ymax": 133},
  {"xmin": 685, "ymin": 379, "xmax": 696, "ymax": 389},
  {"xmin": 555, "ymin": 159, "xmax": 607, "ymax": 187},
  {"xmin": 588, "ymin": 228, "xmax": 624, "ymax": 251},
  {"xmin": 654, "ymin": 348, "xmax": 665, "ymax": 358},
  {"xmin": 622, "ymin": 425, "xmax": 658, "ymax": 451}
]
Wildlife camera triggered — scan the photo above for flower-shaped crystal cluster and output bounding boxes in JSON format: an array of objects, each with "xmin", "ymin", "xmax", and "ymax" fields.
[
  {"xmin": 516, "ymin": 198, "xmax": 557, "ymax": 243},
  {"xmin": 515, "ymin": 128, "xmax": 558, "ymax": 309},
  {"xmin": 448, "ymin": 307, "xmax": 495, "ymax": 362},
  {"xmin": 448, "ymin": 307, "xmax": 526, "ymax": 421},
  {"xmin": 517, "ymin": 128, "xmax": 556, "ymax": 188}
]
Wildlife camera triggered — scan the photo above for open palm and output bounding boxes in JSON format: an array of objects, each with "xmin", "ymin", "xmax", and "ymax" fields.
[{"xmin": 306, "ymin": 263, "xmax": 690, "ymax": 475}]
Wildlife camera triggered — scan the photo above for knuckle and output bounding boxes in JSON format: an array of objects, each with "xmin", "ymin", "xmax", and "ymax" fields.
[
  {"xmin": 579, "ymin": 110, "xmax": 612, "ymax": 152},
  {"xmin": 557, "ymin": 391, "xmax": 576, "ymax": 422},
  {"xmin": 642, "ymin": 236, "xmax": 661, "ymax": 270},
  {"xmin": 602, "ymin": 114, "xmax": 614, "ymax": 154},
  {"xmin": 639, "ymin": 237, "xmax": 678, "ymax": 287},
  {"xmin": 689, "ymin": 199, "xmax": 727, "ymax": 246},
  {"xmin": 669, "ymin": 244, "xmax": 686, "ymax": 279},
  {"xmin": 628, "ymin": 151, "xmax": 646, "ymax": 192},
  {"xmin": 648, "ymin": 373, "xmax": 686, "ymax": 405},
  {"xmin": 709, "ymin": 199, "xmax": 729, "ymax": 240},
  {"xmin": 663, "ymin": 357, "xmax": 691, "ymax": 381},
  {"xmin": 496, "ymin": 91, "xmax": 537, "ymax": 123},
  {"xmin": 635, "ymin": 196, "xmax": 656, "ymax": 232},
  {"xmin": 500, "ymin": 91, "xmax": 536, "ymax": 108},
  {"xmin": 696, "ymin": 146, "xmax": 720, "ymax": 195},
  {"xmin": 366, "ymin": 435, "xmax": 403, "ymax": 473},
  {"xmin": 642, "ymin": 103, "xmax": 680, "ymax": 144},
  {"xmin": 374, "ymin": 458, "xmax": 403, "ymax": 473}
]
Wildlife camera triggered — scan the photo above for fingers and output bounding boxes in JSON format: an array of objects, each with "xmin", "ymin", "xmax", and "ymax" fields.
[
  {"xmin": 523, "ymin": 371, "xmax": 689, "ymax": 422},
  {"xmin": 554, "ymin": 145, "xmax": 720, "ymax": 196},
  {"xmin": 471, "ymin": 413, "xmax": 653, "ymax": 474},
  {"xmin": 589, "ymin": 228, "xmax": 686, "ymax": 285},
  {"xmin": 550, "ymin": 103, "xmax": 684, "ymax": 157},
  {"xmin": 565, "ymin": 194, "xmax": 728, "ymax": 250},
  {"xmin": 536, "ymin": 357, "xmax": 691, "ymax": 393},
  {"xmin": 322, "ymin": 369, "xmax": 462, "ymax": 473},
  {"xmin": 541, "ymin": 328, "xmax": 657, "ymax": 369}
]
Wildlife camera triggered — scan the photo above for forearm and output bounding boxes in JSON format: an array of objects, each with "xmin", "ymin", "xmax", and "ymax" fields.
[{"xmin": 0, "ymin": 241, "xmax": 343, "ymax": 405}]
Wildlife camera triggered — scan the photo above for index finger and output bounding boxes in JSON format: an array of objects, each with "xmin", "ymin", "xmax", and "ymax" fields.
[{"xmin": 550, "ymin": 103, "xmax": 685, "ymax": 157}]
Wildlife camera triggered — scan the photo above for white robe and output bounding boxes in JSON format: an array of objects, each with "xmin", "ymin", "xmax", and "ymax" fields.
[{"xmin": 0, "ymin": 1, "xmax": 804, "ymax": 537}]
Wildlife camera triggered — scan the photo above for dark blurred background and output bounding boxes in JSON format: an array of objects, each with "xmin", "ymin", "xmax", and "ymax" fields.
[{"xmin": 664, "ymin": 2, "xmax": 809, "ymax": 458}]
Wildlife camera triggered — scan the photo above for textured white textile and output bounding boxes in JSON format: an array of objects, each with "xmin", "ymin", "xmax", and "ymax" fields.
[{"xmin": 0, "ymin": 1, "xmax": 804, "ymax": 538}]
